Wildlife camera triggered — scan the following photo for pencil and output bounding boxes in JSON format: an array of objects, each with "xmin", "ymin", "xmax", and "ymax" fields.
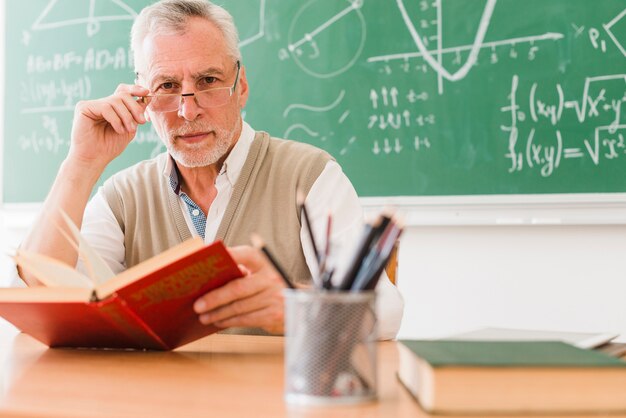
[
  {"xmin": 250, "ymin": 233, "xmax": 296, "ymax": 289},
  {"xmin": 352, "ymin": 221, "xmax": 402, "ymax": 291}
]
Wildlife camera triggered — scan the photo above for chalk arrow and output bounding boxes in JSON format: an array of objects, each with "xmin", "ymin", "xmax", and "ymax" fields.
[
  {"xmin": 403, "ymin": 110, "xmax": 411, "ymax": 126},
  {"xmin": 369, "ymin": 89, "xmax": 378, "ymax": 109},
  {"xmin": 373, "ymin": 140, "xmax": 381, "ymax": 155},
  {"xmin": 390, "ymin": 87, "xmax": 399, "ymax": 107},
  {"xmin": 394, "ymin": 138, "xmax": 403, "ymax": 153},
  {"xmin": 383, "ymin": 138, "xmax": 392, "ymax": 154}
]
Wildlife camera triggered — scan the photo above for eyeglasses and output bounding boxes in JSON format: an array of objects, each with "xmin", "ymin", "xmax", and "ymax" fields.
[{"xmin": 143, "ymin": 61, "xmax": 240, "ymax": 113}]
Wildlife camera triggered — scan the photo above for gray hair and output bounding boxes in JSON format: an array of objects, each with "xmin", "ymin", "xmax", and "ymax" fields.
[{"xmin": 131, "ymin": 0, "xmax": 242, "ymax": 69}]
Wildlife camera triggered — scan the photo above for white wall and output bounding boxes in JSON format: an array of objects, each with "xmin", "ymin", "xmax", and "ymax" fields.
[
  {"xmin": 0, "ymin": 209, "xmax": 38, "ymax": 287},
  {"xmin": 396, "ymin": 225, "xmax": 626, "ymax": 341}
]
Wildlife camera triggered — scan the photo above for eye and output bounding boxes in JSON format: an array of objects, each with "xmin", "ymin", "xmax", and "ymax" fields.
[
  {"xmin": 198, "ymin": 76, "xmax": 218, "ymax": 89},
  {"xmin": 155, "ymin": 81, "xmax": 180, "ymax": 93}
]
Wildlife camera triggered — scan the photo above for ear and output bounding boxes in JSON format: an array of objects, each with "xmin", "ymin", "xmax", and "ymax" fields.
[{"xmin": 237, "ymin": 65, "xmax": 249, "ymax": 109}]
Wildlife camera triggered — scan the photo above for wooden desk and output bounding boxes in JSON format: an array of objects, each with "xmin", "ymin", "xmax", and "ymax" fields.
[{"xmin": 0, "ymin": 323, "xmax": 623, "ymax": 418}]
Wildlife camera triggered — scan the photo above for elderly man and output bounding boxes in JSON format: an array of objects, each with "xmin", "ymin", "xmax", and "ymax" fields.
[{"xmin": 19, "ymin": 0, "xmax": 403, "ymax": 338}]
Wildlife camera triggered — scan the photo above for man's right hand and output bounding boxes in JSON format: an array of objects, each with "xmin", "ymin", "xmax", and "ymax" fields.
[{"xmin": 68, "ymin": 84, "xmax": 150, "ymax": 171}]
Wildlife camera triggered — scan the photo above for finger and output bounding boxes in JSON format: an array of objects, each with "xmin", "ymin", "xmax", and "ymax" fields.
[
  {"xmin": 228, "ymin": 246, "xmax": 266, "ymax": 270},
  {"xmin": 237, "ymin": 263, "xmax": 252, "ymax": 276},
  {"xmin": 213, "ymin": 306, "xmax": 284, "ymax": 334},
  {"xmin": 114, "ymin": 83, "xmax": 150, "ymax": 97},
  {"xmin": 97, "ymin": 103, "xmax": 126, "ymax": 135},
  {"xmin": 193, "ymin": 275, "xmax": 266, "ymax": 314},
  {"xmin": 114, "ymin": 84, "xmax": 150, "ymax": 120},
  {"xmin": 198, "ymin": 286, "xmax": 280, "ymax": 325},
  {"xmin": 119, "ymin": 93, "xmax": 147, "ymax": 124},
  {"xmin": 108, "ymin": 99, "xmax": 139, "ymax": 133}
]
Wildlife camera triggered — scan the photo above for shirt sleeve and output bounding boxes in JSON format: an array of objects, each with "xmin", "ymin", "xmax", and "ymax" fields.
[
  {"xmin": 78, "ymin": 189, "xmax": 127, "ymax": 275},
  {"xmin": 301, "ymin": 160, "xmax": 404, "ymax": 340}
]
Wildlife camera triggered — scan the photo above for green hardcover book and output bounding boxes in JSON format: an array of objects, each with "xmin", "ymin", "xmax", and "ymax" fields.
[{"xmin": 397, "ymin": 340, "xmax": 626, "ymax": 415}]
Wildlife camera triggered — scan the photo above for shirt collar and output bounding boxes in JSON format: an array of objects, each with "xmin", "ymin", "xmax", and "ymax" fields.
[
  {"xmin": 221, "ymin": 121, "xmax": 255, "ymax": 186},
  {"xmin": 164, "ymin": 121, "xmax": 256, "ymax": 195}
]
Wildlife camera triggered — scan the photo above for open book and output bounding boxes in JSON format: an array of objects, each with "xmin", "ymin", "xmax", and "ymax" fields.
[{"xmin": 0, "ymin": 213, "xmax": 243, "ymax": 350}]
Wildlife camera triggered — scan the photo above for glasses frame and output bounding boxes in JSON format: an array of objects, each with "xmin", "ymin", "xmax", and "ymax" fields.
[{"xmin": 143, "ymin": 60, "xmax": 241, "ymax": 112}]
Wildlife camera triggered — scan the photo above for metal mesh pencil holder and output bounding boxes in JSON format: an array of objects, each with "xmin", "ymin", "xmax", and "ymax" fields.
[{"xmin": 283, "ymin": 289, "xmax": 377, "ymax": 406}]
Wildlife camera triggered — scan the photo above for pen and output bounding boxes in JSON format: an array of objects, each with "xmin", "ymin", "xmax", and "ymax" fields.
[
  {"xmin": 337, "ymin": 212, "xmax": 392, "ymax": 291},
  {"xmin": 351, "ymin": 219, "xmax": 403, "ymax": 291}
]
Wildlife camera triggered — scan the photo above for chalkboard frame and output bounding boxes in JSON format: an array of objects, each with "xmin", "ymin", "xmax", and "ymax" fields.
[{"xmin": 361, "ymin": 193, "xmax": 626, "ymax": 225}]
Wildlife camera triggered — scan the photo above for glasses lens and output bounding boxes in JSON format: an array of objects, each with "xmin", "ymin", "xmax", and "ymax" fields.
[
  {"xmin": 195, "ymin": 87, "xmax": 232, "ymax": 108},
  {"xmin": 148, "ymin": 95, "xmax": 180, "ymax": 113}
]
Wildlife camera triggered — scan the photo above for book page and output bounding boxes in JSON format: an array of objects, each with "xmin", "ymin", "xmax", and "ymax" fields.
[
  {"xmin": 13, "ymin": 250, "xmax": 94, "ymax": 288},
  {"xmin": 59, "ymin": 211, "xmax": 115, "ymax": 284}
]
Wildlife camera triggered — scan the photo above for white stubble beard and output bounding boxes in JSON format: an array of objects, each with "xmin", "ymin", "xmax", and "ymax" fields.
[{"xmin": 165, "ymin": 121, "xmax": 238, "ymax": 168}]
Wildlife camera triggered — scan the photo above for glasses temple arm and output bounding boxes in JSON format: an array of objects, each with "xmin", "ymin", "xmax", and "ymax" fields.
[{"xmin": 232, "ymin": 60, "xmax": 241, "ymax": 93}]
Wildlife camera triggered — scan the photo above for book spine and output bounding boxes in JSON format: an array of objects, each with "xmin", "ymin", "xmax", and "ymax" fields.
[{"xmin": 96, "ymin": 296, "xmax": 169, "ymax": 350}]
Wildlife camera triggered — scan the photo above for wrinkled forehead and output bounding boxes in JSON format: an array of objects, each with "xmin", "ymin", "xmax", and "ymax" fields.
[{"xmin": 134, "ymin": 17, "xmax": 231, "ymax": 81}]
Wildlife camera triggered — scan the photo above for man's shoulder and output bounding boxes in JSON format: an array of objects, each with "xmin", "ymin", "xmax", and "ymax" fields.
[
  {"xmin": 251, "ymin": 134, "xmax": 337, "ymax": 188},
  {"xmin": 265, "ymin": 134, "xmax": 335, "ymax": 162}
]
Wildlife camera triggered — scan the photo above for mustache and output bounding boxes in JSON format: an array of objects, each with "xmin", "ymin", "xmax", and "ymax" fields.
[{"xmin": 169, "ymin": 121, "xmax": 215, "ymax": 138}]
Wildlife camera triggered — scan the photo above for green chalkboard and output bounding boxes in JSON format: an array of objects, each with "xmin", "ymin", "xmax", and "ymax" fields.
[{"xmin": 3, "ymin": 0, "xmax": 626, "ymax": 203}]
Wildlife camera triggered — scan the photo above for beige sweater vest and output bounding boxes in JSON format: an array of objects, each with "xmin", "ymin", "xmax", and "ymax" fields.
[{"xmin": 101, "ymin": 132, "xmax": 332, "ymax": 334}]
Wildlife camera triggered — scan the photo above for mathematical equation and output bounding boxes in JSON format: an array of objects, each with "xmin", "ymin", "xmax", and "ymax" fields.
[
  {"xmin": 501, "ymin": 74, "xmax": 626, "ymax": 177},
  {"xmin": 17, "ymin": 45, "xmax": 135, "ymax": 155},
  {"xmin": 20, "ymin": 76, "xmax": 91, "ymax": 110},
  {"xmin": 18, "ymin": 115, "xmax": 161, "ymax": 155},
  {"xmin": 26, "ymin": 47, "xmax": 131, "ymax": 74}
]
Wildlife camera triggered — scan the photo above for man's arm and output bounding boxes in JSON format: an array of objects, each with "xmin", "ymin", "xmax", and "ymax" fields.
[
  {"xmin": 77, "ymin": 192, "xmax": 128, "ymax": 275},
  {"xmin": 193, "ymin": 161, "xmax": 404, "ymax": 338},
  {"xmin": 18, "ymin": 85, "xmax": 149, "ymax": 286}
]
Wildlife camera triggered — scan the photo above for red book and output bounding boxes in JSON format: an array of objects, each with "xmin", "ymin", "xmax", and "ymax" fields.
[{"xmin": 0, "ymin": 238, "xmax": 243, "ymax": 350}]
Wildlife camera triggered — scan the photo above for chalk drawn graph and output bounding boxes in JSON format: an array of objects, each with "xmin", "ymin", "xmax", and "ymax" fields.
[
  {"xmin": 238, "ymin": 0, "xmax": 267, "ymax": 48},
  {"xmin": 368, "ymin": 0, "xmax": 564, "ymax": 95},
  {"xmin": 27, "ymin": 0, "xmax": 267, "ymax": 46},
  {"xmin": 284, "ymin": 0, "xmax": 366, "ymax": 79},
  {"xmin": 30, "ymin": 0, "xmax": 137, "ymax": 38},
  {"xmin": 603, "ymin": 8, "xmax": 626, "ymax": 57}
]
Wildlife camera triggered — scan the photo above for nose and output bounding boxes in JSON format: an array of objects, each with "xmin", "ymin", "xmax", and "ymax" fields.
[{"xmin": 177, "ymin": 93, "xmax": 202, "ymax": 121}]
